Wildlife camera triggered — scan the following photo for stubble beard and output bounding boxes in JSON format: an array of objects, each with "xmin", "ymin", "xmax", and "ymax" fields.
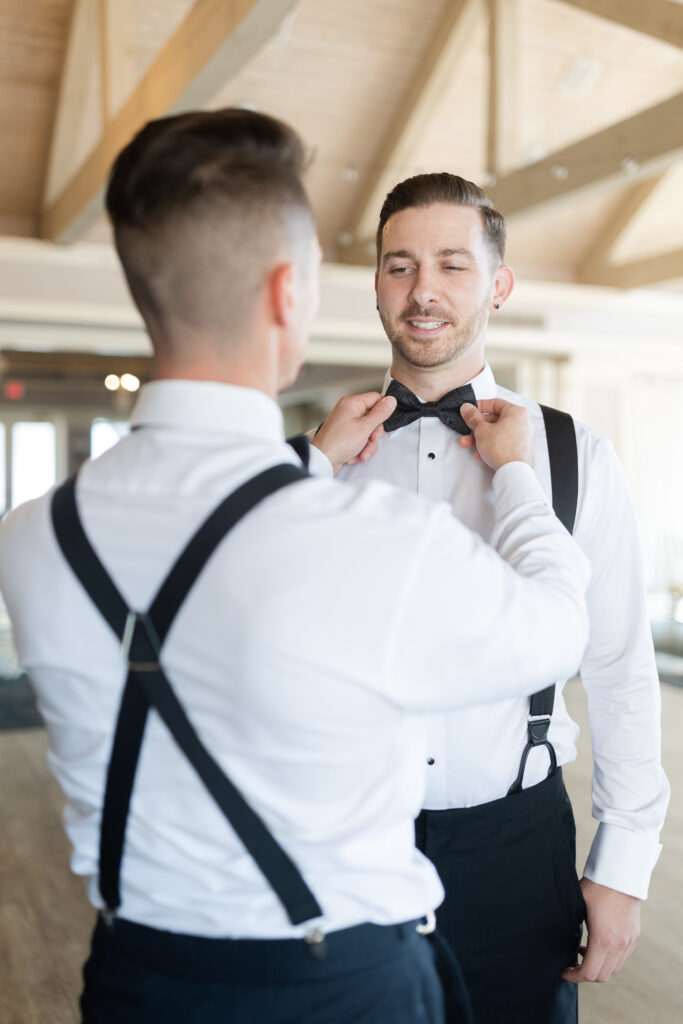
[{"xmin": 378, "ymin": 297, "xmax": 490, "ymax": 370}]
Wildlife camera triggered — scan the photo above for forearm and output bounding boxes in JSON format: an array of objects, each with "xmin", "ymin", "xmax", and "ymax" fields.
[
  {"xmin": 581, "ymin": 649, "xmax": 669, "ymax": 897},
  {"xmin": 387, "ymin": 461, "xmax": 591, "ymax": 710},
  {"xmin": 577, "ymin": 438, "xmax": 670, "ymax": 898}
]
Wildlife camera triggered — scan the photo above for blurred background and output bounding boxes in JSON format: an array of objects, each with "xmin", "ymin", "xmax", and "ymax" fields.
[{"xmin": 0, "ymin": 2, "xmax": 681, "ymax": 1022}]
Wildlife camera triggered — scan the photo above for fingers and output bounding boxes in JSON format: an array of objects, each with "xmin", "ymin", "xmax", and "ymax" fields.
[
  {"xmin": 353, "ymin": 430, "xmax": 383, "ymax": 463},
  {"xmin": 459, "ymin": 402, "xmax": 484, "ymax": 431},
  {"xmin": 561, "ymin": 938, "xmax": 634, "ymax": 984},
  {"xmin": 349, "ymin": 391, "xmax": 389, "ymax": 413},
  {"xmin": 476, "ymin": 397, "xmax": 514, "ymax": 416},
  {"xmin": 360, "ymin": 394, "xmax": 397, "ymax": 433}
]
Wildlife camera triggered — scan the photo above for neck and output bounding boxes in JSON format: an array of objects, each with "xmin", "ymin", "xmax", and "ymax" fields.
[
  {"xmin": 151, "ymin": 329, "xmax": 280, "ymax": 399},
  {"xmin": 390, "ymin": 351, "xmax": 486, "ymax": 402}
]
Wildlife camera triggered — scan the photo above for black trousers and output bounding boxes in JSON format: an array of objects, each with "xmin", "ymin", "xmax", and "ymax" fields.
[
  {"xmin": 80, "ymin": 913, "xmax": 445, "ymax": 1024},
  {"xmin": 415, "ymin": 770, "xmax": 585, "ymax": 1024}
]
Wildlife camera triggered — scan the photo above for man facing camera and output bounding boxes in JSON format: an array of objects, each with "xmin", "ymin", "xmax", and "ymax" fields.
[
  {"xmin": 1, "ymin": 120, "xmax": 590, "ymax": 1024},
  {"xmin": 312, "ymin": 173, "xmax": 669, "ymax": 1024}
]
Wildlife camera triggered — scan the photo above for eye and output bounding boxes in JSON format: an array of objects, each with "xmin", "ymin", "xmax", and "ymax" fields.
[
  {"xmin": 388, "ymin": 266, "xmax": 413, "ymax": 275},
  {"xmin": 445, "ymin": 265, "xmax": 466, "ymax": 272}
]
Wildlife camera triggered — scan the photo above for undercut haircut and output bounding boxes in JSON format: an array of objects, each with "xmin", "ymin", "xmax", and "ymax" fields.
[
  {"xmin": 376, "ymin": 173, "xmax": 506, "ymax": 267},
  {"xmin": 105, "ymin": 108, "xmax": 314, "ymax": 345}
]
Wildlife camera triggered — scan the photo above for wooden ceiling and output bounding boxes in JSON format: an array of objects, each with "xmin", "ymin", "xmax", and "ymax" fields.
[{"xmin": 1, "ymin": 0, "xmax": 682, "ymax": 288}]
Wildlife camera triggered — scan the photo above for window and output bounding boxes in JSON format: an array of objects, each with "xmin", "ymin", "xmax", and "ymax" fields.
[
  {"xmin": 0, "ymin": 423, "xmax": 5, "ymax": 511},
  {"xmin": 11, "ymin": 422, "xmax": 56, "ymax": 508},
  {"xmin": 90, "ymin": 419, "xmax": 130, "ymax": 460}
]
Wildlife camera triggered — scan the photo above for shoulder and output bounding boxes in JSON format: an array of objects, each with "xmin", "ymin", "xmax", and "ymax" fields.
[
  {"xmin": 0, "ymin": 489, "xmax": 57, "ymax": 601},
  {"xmin": 268, "ymin": 470, "xmax": 445, "ymax": 533},
  {"xmin": 496, "ymin": 384, "xmax": 615, "ymax": 461}
]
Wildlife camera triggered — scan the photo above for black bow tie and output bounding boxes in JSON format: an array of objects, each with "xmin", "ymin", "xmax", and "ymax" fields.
[{"xmin": 383, "ymin": 379, "xmax": 476, "ymax": 435}]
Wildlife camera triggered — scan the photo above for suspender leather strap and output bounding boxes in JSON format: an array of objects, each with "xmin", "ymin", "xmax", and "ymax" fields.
[
  {"xmin": 287, "ymin": 434, "xmax": 311, "ymax": 470},
  {"xmin": 51, "ymin": 463, "xmax": 324, "ymax": 927},
  {"xmin": 508, "ymin": 405, "xmax": 578, "ymax": 795},
  {"xmin": 540, "ymin": 405, "xmax": 578, "ymax": 536}
]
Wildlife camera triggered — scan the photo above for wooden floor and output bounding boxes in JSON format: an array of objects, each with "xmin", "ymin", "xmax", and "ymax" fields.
[{"xmin": 0, "ymin": 681, "xmax": 681, "ymax": 1023}]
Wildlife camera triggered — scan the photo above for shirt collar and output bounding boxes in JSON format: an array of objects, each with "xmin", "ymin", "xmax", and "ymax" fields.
[
  {"xmin": 381, "ymin": 361, "xmax": 497, "ymax": 401},
  {"xmin": 130, "ymin": 380, "xmax": 285, "ymax": 442}
]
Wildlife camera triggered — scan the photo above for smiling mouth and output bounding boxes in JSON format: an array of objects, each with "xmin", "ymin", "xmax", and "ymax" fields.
[{"xmin": 405, "ymin": 319, "xmax": 449, "ymax": 332}]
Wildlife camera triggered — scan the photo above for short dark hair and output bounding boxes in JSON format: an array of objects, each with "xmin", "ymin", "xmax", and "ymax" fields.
[
  {"xmin": 376, "ymin": 172, "xmax": 505, "ymax": 266},
  {"xmin": 106, "ymin": 107, "xmax": 309, "ymax": 231},
  {"xmin": 105, "ymin": 108, "xmax": 314, "ymax": 342}
]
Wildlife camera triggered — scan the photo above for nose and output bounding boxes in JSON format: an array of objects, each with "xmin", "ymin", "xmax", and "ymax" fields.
[{"xmin": 409, "ymin": 266, "xmax": 440, "ymax": 308}]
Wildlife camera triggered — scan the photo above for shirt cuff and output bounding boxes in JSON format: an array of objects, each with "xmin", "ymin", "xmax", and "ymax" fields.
[
  {"xmin": 583, "ymin": 821, "xmax": 662, "ymax": 900},
  {"xmin": 492, "ymin": 461, "xmax": 551, "ymax": 519},
  {"xmin": 307, "ymin": 443, "xmax": 334, "ymax": 478}
]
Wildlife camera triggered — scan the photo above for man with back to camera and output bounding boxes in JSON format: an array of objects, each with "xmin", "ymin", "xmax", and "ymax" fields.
[
  {"xmin": 310, "ymin": 173, "xmax": 670, "ymax": 1024},
  {"xmin": 0, "ymin": 115, "xmax": 591, "ymax": 1024}
]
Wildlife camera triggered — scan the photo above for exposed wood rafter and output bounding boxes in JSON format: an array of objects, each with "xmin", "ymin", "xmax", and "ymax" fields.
[
  {"xmin": 491, "ymin": 90, "xmax": 683, "ymax": 218},
  {"xmin": 340, "ymin": 0, "xmax": 481, "ymax": 264},
  {"xmin": 43, "ymin": 0, "xmax": 100, "ymax": 219},
  {"xmin": 487, "ymin": 0, "xmax": 519, "ymax": 179},
  {"xmin": 579, "ymin": 247, "xmax": 683, "ymax": 289},
  {"xmin": 99, "ymin": 0, "xmax": 137, "ymax": 123},
  {"xmin": 578, "ymin": 174, "xmax": 665, "ymax": 280},
  {"xmin": 554, "ymin": 0, "xmax": 683, "ymax": 50},
  {"xmin": 41, "ymin": 0, "xmax": 303, "ymax": 243}
]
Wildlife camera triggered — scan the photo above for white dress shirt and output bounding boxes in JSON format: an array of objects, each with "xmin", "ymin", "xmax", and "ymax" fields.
[
  {"xmin": 0, "ymin": 380, "xmax": 589, "ymax": 938},
  {"xmin": 331, "ymin": 363, "xmax": 669, "ymax": 899}
]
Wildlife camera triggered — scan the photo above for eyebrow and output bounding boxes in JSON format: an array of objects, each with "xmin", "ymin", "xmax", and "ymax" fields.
[
  {"xmin": 382, "ymin": 246, "xmax": 475, "ymax": 264},
  {"xmin": 435, "ymin": 247, "xmax": 474, "ymax": 259}
]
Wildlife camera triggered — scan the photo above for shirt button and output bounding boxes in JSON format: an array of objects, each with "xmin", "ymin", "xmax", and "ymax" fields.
[
  {"xmin": 427, "ymin": 757, "xmax": 435, "ymax": 766},
  {"xmin": 427, "ymin": 452, "xmax": 436, "ymax": 460}
]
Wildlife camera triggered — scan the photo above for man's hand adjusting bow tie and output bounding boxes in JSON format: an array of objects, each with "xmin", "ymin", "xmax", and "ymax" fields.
[
  {"xmin": 383, "ymin": 379, "xmax": 477, "ymax": 435},
  {"xmin": 311, "ymin": 392, "xmax": 397, "ymax": 475},
  {"xmin": 311, "ymin": 389, "xmax": 533, "ymax": 475},
  {"xmin": 459, "ymin": 398, "xmax": 535, "ymax": 471}
]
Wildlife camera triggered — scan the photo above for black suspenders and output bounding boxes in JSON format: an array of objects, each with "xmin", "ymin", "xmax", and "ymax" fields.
[
  {"xmin": 51, "ymin": 461, "xmax": 324, "ymax": 932},
  {"xmin": 507, "ymin": 405, "xmax": 578, "ymax": 796}
]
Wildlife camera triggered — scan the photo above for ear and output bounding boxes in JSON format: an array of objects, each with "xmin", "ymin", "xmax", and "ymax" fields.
[
  {"xmin": 269, "ymin": 262, "xmax": 296, "ymax": 328},
  {"xmin": 491, "ymin": 265, "xmax": 514, "ymax": 311}
]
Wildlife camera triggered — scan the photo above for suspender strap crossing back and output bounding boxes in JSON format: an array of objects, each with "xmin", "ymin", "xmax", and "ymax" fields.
[
  {"xmin": 51, "ymin": 463, "xmax": 323, "ymax": 927},
  {"xmin": 286, "ymin": 433, "xmax": 311, "ymax": 469},
  {"xmin": 507, "ymin": 405, "xmax": 578, "ymax": 795}
]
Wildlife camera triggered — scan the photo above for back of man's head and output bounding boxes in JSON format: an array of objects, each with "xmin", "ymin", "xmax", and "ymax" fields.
[
  {"xmin": 106, "ymin": 108, "xmax": 314, "ymax": 356},
  {"xmin": 376, "ymin": 172, "xmax": 506, "ymax": 268}
]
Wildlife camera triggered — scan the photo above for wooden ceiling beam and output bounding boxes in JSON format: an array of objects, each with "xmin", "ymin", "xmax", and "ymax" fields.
[
  {"xmin": 578, "ymin": 247, "xmax": 683, "ymax": 289},
  {"xmin": 342, "ymin": 0, "xmax": 482, "ymax": 256},
  {"xmin": 43, "ymin": 0, "xmax": 100, "ymax": 222},
  {"xmin": 578, "ymin": 174, "xmax": 665, "ymax": 280},
  {"xmin": 487, "ymin": 0, "xmax": 520, "ymax": 179},
  {"xmin": 100, "ymin": 0, "xmax": 137, "ymax": 123},
  {"xmin": 41, "ymin": 0, "xmax": 302, "ymax": 243},
  {"xmin": 554, "ymin": 1, "xmax": 683, "ymax": 49},
  {"xmin": 490, "ymin": 90, "xmax": 683, "ymax": 218}
]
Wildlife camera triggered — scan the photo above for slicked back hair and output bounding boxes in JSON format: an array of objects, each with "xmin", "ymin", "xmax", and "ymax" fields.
[
  {"xmin": 376, "ymin": 172, "xmax": 505, "ymax": 267},
  {"xmin": 105, "ymin": 108, "xmax": 314, "ymax": 343}
]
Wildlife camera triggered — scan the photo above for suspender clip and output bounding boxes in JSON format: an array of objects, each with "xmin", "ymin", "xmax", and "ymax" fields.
[
  {"xmin": 121, "ymin": 611, "xmax": 162, "ymax": 669},
  {"xmin": 416, "ymin": 910, "xmax": 436, "ymax": 935},
  {"xmin": 527, "ymin": 715, "xmax": 552, "ymax": 745},
  {"xmin": 100, "ymin": 906, "xmax": 116, "ymax": 929},
  {"xmin": 304, "ymin": 926, "xmax": 328, "ymax": 960}
]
